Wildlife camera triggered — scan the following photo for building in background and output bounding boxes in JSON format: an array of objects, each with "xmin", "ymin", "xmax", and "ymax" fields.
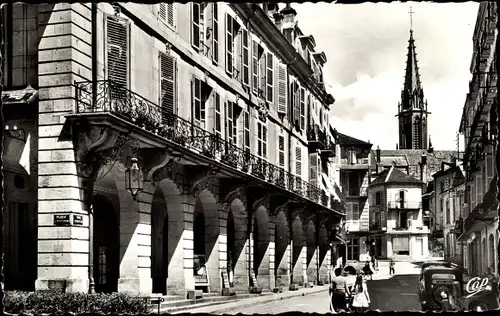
[
  {"xmin": 334, "ymin": 132, "xmax": 373, "ymax": 263},
  {"xmin": 1, "ymin": 2, "xmax": 346, "ymax": 295},
  {"xmin": 430, "ymin": 161, "xmax": 465, "ymax": 264},
  {"xmin": 457, "ymin": 2, "xmax": 498, "ymax": 277}
]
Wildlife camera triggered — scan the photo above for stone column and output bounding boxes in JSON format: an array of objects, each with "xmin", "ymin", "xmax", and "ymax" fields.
[
  {"xmin": 35, "ymin": 3, "xmax": 92, "ymax": 293},
  {"xmin": 319, "ymin": 247, "xmax": 330, "ymax": 284}
]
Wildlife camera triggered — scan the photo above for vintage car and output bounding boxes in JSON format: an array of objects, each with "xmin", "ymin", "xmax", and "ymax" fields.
[{"xmin": 419, "ymin": 266, "xmax": 499, "ymax": 311}]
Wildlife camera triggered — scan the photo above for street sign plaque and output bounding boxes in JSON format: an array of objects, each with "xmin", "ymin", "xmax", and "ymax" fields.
[{"xmin": 54, "ymin": 214, "xmax": 70, "ymax": 226}]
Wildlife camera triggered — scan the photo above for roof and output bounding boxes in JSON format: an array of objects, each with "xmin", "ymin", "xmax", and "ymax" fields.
[
  {"xmin": 337, "ymin": 132, "xmax": 372, "ymax": 147},
  {"xmin": 370, "ymin": 165, "xmax": 423, "ymax": 186},
  {"xmin": 380, "ymin": 155, "xmax": 409, "ymax": 167},
  {"xmin": 2, "ymin": 85, "xmax": 38, "ymax": 105}
]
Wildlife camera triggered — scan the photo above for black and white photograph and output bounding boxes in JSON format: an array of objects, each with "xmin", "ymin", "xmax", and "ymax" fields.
[{"xmin": 1, "ymin": 1, "xmax": 499, "ymax": 314}]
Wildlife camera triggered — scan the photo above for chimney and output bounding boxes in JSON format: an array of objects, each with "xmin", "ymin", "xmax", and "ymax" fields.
[
  {"xmin": 376, "ymin": 146, "xmax": 382, "ymax": 175},
  {"xmin": 420, "ymin": 154, "xmax": 428, "ymax": 183},
  {"xmin": 280, "ymin": 3, "xmax": 297, "ymax": 43},
  {"xmin": 273, "ymin": 12, "xmax": 284, "ymax": 32}
]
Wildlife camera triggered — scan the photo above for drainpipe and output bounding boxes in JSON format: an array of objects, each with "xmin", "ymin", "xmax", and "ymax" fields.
[{"xmin": 88, "ymin": 2, "xmax": 98, "ymax": 295}]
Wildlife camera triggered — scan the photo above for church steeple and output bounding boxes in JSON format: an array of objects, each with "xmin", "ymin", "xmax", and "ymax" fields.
[{"xmin": 397, "ymin": 8, "xmax": 430, "ymax": 150}]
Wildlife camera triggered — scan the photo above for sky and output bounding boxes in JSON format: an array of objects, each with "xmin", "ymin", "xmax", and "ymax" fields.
[{"xmin": 290, "ymin": 1, "xmax": 479, "ymax": 151}]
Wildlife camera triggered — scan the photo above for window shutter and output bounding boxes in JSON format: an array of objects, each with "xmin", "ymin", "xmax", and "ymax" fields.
[
  {"xmin": 263, "ymin": 125, "xmax": 267, "ymax": 159},
  {"xmin": 212, "ymin": 3, "xmax": 219, "ymax": 64},
  {"xmin": 225, "ymin": 101, "xmax": 233, "ymax": 144},
  {"xmin": 295, "ymin": 145, "xmax": 302, "ymax": 177},
  {"xmin": 192, "ymin": 78, "xmax": 203, "ymax": 127},
  {"xmin": 106, "ymin": 15, "xmax": 129, "ymax": 88},
  {"xmin": 259, "ymin": 52, "xmax": 266, "ymax": 97},
  {"xmin": 309, "ymin": 153, "xmax": 319, "ymax": 186},
  {"xmin": 278, "ymin": 136, "xmax": 285, "ymax": 167},
  {"xmin": 191, "ymin": 3, "xmax": 200, "ymax": 50},
  {"xmin": 293, "ymin": 82, "xmax": 300, "ymax": 125},
  {"xmin": 346, "ymin": 204, "xmax": 353, "ymax": 221},
  {"xmin": 244, "ymin": 111, "xmax": 250, "ymax": 153},
  {"xmin": 225, "ymin": 13, "xmax": 233, "ymax": 75},
  {"xmin": 214, "ymin": 92, "xmax": 221, "ymax": 136},
  {"xmin": 159, "ymin": 3, "xmax": 175, "ymax": 28},
  {"xmin": 266, "ymin": 52, "xmax": 274, "ymax": 103},
  {"xmin": 159, "ymin": 52, "xmax": 176, "ymax": 124},
  {"xmin": 252, "ymin": 40, "xmax": 259, "ymax": 94},
  {"xmin": 277, "ymin": 63, "xmax": 287, "ymax": 115},
  {"xmin": 299, "ymin": 87, "xmax": 305, "ymax": 130},
  {"xmin": 242, "ymin": 28, "xmax": 249, "ymax": 88},
  {"xmin": 159, "ymin": 3, "xmax": 166, "ymax": 21}
]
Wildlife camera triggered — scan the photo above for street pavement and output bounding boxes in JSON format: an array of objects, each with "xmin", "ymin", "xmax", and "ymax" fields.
[{"xmin": 204, "ymin": 262, "xmax": 422, "ymax": 314}]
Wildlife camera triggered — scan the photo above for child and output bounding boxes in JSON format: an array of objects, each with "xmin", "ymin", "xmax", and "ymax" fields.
[
  {"xmin": 389, "ymin": 259, "xmax": 395, "ymax": 275},
  {"xmin": 352, "ymin": 274, "xmax": 371, "ymax": 312}
]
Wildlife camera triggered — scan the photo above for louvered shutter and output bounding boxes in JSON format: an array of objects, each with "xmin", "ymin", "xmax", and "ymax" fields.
[
  {"xmin": 299, "ymin": 87, "xmax": 305, "ymax": 130},
  {"xmin": 159, "ymin": 3, "xmax": 166, "ymax": 21},
  {"xmin": 166, "ymin": 3, "xmax": 174, "ymax": 27},
  {"xmin": 191, "ymin": 3, "xmax": 200, "ymax": 50},
  {"xmin": 244, "ymin": 111, "xmax": 250, "ymax": 153},
  {"xmin": 242, "ymin": 28, "xmax": 249, "ymax": 87},
  {"xmin": 225, "ymin": 13, "xmax": 233, "ymax": 75},
  {"xmin": 381, "ymin": 209, "xmax": 386, "ymax": 227},
  {"xmin": 277, "ymin": 63, "xmax": 287, "ymax": 114},
  {"xmin": 263, "ymin": 125, "xmax": 267, "ymax": 159},
  {"xmin": 309, "ymin": 153, "xmax": 319, "ymax": 186},
  {"xmin": 266, "ymin": 52, "xmax": 273, "ymax": 102},
  {"xmin": 106, "ymin": 15, "xmax": 129, "ymax": 88},
  {"xmin": 212, "ymin": 3, "xmax": 219, "ymax": 64},
  {"xmin": 293, "ymin": 82, "xmax": 300, "ymax": 125},
  {"xmin": 346, "ymin": 203, "xmax": 353, "ymax": 221},
  {"xmin": 160, "ymin": 52, "xmax": 176, "ymax": 125},
  {"xmin": 278, "ymin": 136, "xmax": 285, "ymax": 167},
  {"xmin": 259, "ymin": 53, "xmax": 266, "ymax": 98},
  {"xmin": 295, "ymin": 145, "xmax": 302, "ymax": 177},
  {"xmin": 252, "ymin": 40, "xmax": 259, "ymax": 94},
  {"xmin": 226, "ymin": 101, "xmax": 233, "ymax": 144}
]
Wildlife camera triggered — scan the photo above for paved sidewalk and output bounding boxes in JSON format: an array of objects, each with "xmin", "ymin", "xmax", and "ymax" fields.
[{"xmin": 169, "ymin": 285, "xmax": 330, "ymax": 314}]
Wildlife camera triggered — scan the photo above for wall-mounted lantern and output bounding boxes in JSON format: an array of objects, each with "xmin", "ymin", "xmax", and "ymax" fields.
[{"xmin": 125, "ymin": 156, "xmax": 143, "ymax": 200}]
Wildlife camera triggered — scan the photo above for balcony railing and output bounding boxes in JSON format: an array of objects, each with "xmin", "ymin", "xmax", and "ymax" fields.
[
  {"xmin": 307, "ymin": 125, "xmax": 327, "ymax": 149},
  {"xmin": 387, "ymin": 201, "xmax": 422, "ymax": 209},
  {"xmin": 75, "ymin": 80, "xmax": 337, "ymax": 210},
  {"xmin": 319, "ymin": 137, "xmax": 336, "ymax": 157}
]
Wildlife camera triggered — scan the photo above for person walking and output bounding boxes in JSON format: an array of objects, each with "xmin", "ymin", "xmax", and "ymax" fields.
[
  {"xmin": 352, "ymin": 274, "xmax": 371, "ymax": 312},
  {"xmin": 389, "ymin": 259, "xmax": 395, "ymax": 275},
  {"xmin": 329, "ymin": 268, "xmax": 350, "ymax": 313}
]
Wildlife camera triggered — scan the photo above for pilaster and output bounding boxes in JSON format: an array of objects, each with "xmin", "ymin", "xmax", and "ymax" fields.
[{"xmin": 35, "ymin": 3, "xmax": 92, "ymax": 293}]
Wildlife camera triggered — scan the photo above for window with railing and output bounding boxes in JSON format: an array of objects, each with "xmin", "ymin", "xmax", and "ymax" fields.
[{"xmin": 257, "ymin": 119, "xmax": 267, "ymax": 159}]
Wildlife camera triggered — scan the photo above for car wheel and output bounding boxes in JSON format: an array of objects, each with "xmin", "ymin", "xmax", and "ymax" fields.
[{"xmin": 468, "ymin": 301, "xmax": 489, "ymax": 311}]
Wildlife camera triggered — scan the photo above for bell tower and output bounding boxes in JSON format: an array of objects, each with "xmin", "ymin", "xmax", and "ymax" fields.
[{"xmin": 396, "ymin": 8, "xmax": 430, "ymax": 150}]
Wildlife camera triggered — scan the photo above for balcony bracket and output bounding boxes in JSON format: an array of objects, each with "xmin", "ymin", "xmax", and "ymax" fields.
[
  {"xmin": 290, "ymin": 205, "xmax": 307, "ymax": 223},
  {"xmin": 218, "ymin": 180, "xmax": 248, "ymax": 209},
  {"xmin": 144, "ymin": 150, "xmax": 179, "ymax": 185},
  {"xmin": 271, "ymin": 200, "xmax": 291, "ymax": 217},
  {"xmin": 185, "ymin": 164, "xmax": 221, "ymax": 198},
  {"xmin": 252, "ymin": 191, "xmax": 270, "ymax": 213}
]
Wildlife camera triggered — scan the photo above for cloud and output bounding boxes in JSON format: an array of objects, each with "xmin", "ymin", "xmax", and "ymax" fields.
[{"xmin": 289, "ymin": 1, "xmax": 479, "ymax": 150}]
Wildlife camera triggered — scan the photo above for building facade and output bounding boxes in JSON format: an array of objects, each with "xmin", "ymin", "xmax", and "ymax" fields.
[
  {"xmin": 334, "ymin": 132, "xmax": 373, "ymax": 262},
  {"xmin": 1, "ymin": 2, "xmax": 346, "ymax": 295},
  {"xmin": 368, "ymin": 165, "xmax": 430, "ymax": 260},
  {"xmin": 431, "ymin": 162, "xmax": 465, "ymax": 265},
  {"xmin": 457, "ymin": 2, "xmax": 498, "ymax": 277}
]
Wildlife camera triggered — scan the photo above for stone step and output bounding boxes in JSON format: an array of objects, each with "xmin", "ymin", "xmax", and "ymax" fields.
[{"xmin": 159, "ymin": 293, "xmax": 273, "ymax": 313}]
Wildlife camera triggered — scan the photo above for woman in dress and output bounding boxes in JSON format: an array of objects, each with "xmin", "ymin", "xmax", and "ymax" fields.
[{"xmin": 352, "ymin": 274, "xmax": 371, "ymax": 312}]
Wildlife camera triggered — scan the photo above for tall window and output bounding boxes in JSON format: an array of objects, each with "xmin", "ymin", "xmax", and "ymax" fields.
[
  {"xmin": 299, "ymin": 87, "xmax": 306, "ymax": 130},
  {"xmin": 212, "ymin": 3, "xmax": 218, "ymax": 64},
  {"xmin": 266, "ymin": 52, "xmax": 274, "ymax": 102},
  {"xmin": 399, "ymin": 212, "xmax": 408, "ymax": 229},
  {"xmin": 375, "ymin": 192, "xmax": 381, "ymax": 206},
  {"xmin": 244, "ymin": 110, "xmax": 250, "ymax": 153},
  {"xmin": 241, "ymin": 28, "xmax": 249, "ymax": 89},
  {"xmin": 159, "ymin": 3, "xmax": 175, "ymax": 28},
  {"xmin": 191, "ymin": 3, "xmax": 202, "ymax": 51},
  {"xmin": 106, "ymin": 15, "xmax": 129, "ymax": 88},
  {"xmin": 257, "ymin": 120, "xmax": 267, "ymax": 159},
  {"xmin": 252, "ymin": 40, "xmax": 260, "ymax": 94},
  {"xmin": 191, "ymin": 77, "xmax": 204, "ymax": 128},
  {"xmin": 399, "ymin": 190, "xmax": 405, "ymax": 208},
  {"xmin": 225, "ymin": 101, "xmax": 238, "ymax": 144},
  {"xmin": 214, "ymin": 92, "xmax": 221, "ymax": 137},
  {"xmin": 225, "ymin": 13, "xmax": 240, "ymax": 76},
  {"xmin": 446, "ymin": 199, "xmax": 450, "ymax": 224}
]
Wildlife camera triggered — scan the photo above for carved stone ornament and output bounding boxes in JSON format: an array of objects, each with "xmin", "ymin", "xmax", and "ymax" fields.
[
  {"xmin": 252, "ymin": 192, "xmax": 270, "ymax": 212},
  {"xmin": 189, "ymin": 165, "xmax": 220, "ymax": 198}
]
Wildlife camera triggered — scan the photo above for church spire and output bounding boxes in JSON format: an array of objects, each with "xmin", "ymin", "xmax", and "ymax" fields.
[{"xmin": 397, "ymin": 6, "xmax": 430, "ymax": 150}]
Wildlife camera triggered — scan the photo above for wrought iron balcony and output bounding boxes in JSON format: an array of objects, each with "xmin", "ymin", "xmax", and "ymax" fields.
[
  {"xmin": 319, "ymin": 137, "xmax": 336, "ymax": 157},
  {"xmin": 74, "ymin": 80, "xmax": 338, "ymax": 211},
  {"xmin": 306, "ymin": 124, "xmax": 327, "ymax": 150},
  {"xmin": 387, "ymin": 201, "xmax": 422, "ymax": 209}
]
